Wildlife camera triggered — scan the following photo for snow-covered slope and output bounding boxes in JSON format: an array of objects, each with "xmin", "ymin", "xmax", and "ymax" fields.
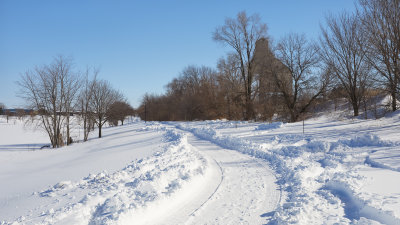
[{"xmin": 1, "ymin": 111, "xmax": 400, "ymax": 224}]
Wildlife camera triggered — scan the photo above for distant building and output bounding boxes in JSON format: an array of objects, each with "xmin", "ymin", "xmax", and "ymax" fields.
[
  {"xmin": 253, "ymin": 37, "xmax": 292, "ymax": 95},
  {"xmin": 252, "ymin": 38, "xmax": 292, "ymax": 119}
]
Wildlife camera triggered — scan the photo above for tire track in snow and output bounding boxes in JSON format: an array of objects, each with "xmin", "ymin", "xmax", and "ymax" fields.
[
  {"xmin": 253, "ymin": 157, "xmax": 284, "ymax": 214},
  {"xmin": 183, "ymin": 133, "xmax": 281, "ymax": 225},
  {"xmin": 188, "ymin": 156, "xmax": 224, "ymax": 217}
]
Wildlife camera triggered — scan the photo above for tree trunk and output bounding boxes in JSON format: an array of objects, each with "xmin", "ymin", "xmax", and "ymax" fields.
[
  {"xmin": 83, "ymin": 117, "xmax": 88, "ymax": 141},
  {"xmin": 53, "ymin": 115, "xmax": 57, "ymax": 148},
  {"xmin": 391, "ymin": 91, "xmax": 397, "ymax": 112},
  {"xmin": 353, "ymin": 102, "xmax": 359, "ymax": 117},
  {"xmin": 290, "ymin": 110, "xmax": 297, "ymax": 123},
  {"xmin": 363, "ymin": 98, "xmax": 368, "ymax": 119},
  {"xmin": 51, "ymin": 139, "xmax": 55, "ymax": 149},
  {"xmin": 245, "ymin": 96, "xmax": 253, "ymax": 120},
  {"xmin": 98, "ymin": 123, "xmax": 102, "ymax": 138},
  {"xmin": 66, "ymin": 115, "xmax": 71, "ymax": 145},
  {"xmin": 227, "ymin": 97, "xmax": 231, "ymax": 120}
]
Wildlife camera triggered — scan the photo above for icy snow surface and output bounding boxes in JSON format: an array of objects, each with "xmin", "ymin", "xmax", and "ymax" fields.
[{"xmin": 1, "ymin": 112, "xmax": 400, "ymax": 224}]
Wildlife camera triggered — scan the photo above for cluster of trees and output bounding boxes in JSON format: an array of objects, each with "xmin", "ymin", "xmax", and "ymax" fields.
[
  {"xmin": 0, "ymin": 103, "xmax": 10, "ymax": 123},
  {"xmin": 139, "ymin": 66, "xmax": 222, "ymax": 121},
  {"xmin": 17, "ymin": 56, "xmax": 134, "ymax": 148},
  {"xmin": 138, "ymin": 0, "xmax": 399, "ymax": 122}
]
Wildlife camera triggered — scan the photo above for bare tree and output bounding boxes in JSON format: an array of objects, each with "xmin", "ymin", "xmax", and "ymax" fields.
[
  {"xmin": 274, "ymin": 33, "xmax": 329, "ymax": 122},
  {"xmin": 176, "ymin": 65, "xmax": 219, "ymax": 120},
  {"xmin": 5, "ymin": 109, "xmax": 11, "ymax": 123},
  {"xmin": 91, "ymin": 80, "xmax": 123, "ymax": 138},
  {"xmin": 358, "ymin": 0, "xmax": 400, "ymax": 111},
  {"xmin": 16, "ymin": 109, "xmax": 26, "ymax": 120},
  {"xmin": 106, "ymin": 101, "xmax": 134, "ymax": 126},
  {"xmin": 0, "ymin": 103, "xmax": 5, "ymax": 115},
  {"xmin": 320, "ymin": 13, "xmax": 371, "ymax": 116},
  {"xmin": 137, "ymin": 65, "xmax": 221, "ymax": 121},
  {"xmin": 137, "ymin": 93, "xmax": 167, "ymax": 121},
  {"xmin": 217, "ymin": 54, "xmax": 245, "ymax": 120},
  {"xmin": 78, "ymin": 68, "xmax": 98, "ymax": 142},
  {"xmin": 17, "ymin": 56, "xmax": 75, "ymax": 148},
  {"xmin": 213, "ymin": 11, "xmax": 268, "ymax": 120},
  {"xmin": 56, "ymin": 57, "xmax": 80, "ymax": 145},
  {"xmin": 0, "ymin": 103, "xmax": 10, "ymax": 123}
]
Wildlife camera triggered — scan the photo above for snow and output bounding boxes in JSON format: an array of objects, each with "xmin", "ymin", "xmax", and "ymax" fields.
[
  {"xmin": 0, "ymin": 118, "xmax": 166, "ymax": 223},
  {"xmin": 183, "ymin": 134, "xmax": 280, "ymax": 225},
  {"xmin": 255, "ymin": 122, "xmax": 284, "ymax": 131},
  {"xmin": 1, "ymin": 107, "xmax": 400, "ymax": 224},
  {"xmin": 169, "ymin": 111, "xmax": 400, "ymax": 224}
]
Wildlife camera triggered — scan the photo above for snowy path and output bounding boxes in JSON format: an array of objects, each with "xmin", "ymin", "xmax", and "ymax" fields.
[{"xmin": 182, "ymin": 133, "xmax": 281, "ymax": 225}]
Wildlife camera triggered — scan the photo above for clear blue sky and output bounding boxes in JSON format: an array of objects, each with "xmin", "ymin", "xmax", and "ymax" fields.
[{"xmin": 0, "ymin": 0, "xmax": 356, "ymax": 108}]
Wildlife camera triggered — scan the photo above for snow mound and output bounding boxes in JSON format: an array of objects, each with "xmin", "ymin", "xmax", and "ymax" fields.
[
  {"xmin": 324, "ymin": 181, "xmax": 400, "ymax": 225},
  {"xmin": 337, "ymin": 134, "xmax": 395, "ymax": 148},
  {"xmin": 255, "ymin": 122, "xmax": 284, "ymax": 131},
  {"xmin": 364, "ymin": 156, "xmax": 400, "ymax": 172}
]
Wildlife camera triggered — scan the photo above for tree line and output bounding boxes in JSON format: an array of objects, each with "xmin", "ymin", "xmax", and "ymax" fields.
[
  {"xmin": 0, "ymin": 104, "xmax": 32, "ymax": 123},
  {"xmin": 17, "ymin": 56, "xmax": 134, "ymax": 148},
  {"xmin": 137, "ymin": 0, "xmax": 400, "ymax": 122}
]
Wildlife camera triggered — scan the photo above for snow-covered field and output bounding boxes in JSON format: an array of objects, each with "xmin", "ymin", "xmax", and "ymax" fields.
[{"xmin": 1, "ymin": 109, "xmax": 400, "ymax": 224}]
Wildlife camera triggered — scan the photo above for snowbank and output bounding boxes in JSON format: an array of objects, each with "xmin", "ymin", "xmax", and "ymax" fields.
[
  {"xmin": 255, "ymin": 122, "xmax": 284, "ymax": 131},
  {"xmin": 1, "ymin": 127, "xmax": 209, "ymax": 225}
]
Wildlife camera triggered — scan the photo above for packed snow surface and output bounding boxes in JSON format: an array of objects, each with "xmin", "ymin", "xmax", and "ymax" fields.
[{"xmin": 1, "ymin": 111, "xmax": 400, "ymax": 224}]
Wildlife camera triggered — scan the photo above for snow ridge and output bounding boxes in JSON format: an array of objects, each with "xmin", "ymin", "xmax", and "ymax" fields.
[
  {"xmin": 255, "ymin": 122, "xmax": 284, "ymax": 131},
  {"xmin": 324, "ymin": 181, "xmax": 400, "ymax": 225}
]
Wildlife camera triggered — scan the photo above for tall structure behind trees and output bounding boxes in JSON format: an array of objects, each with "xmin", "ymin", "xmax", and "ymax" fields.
[
  {"xmin": 213, "ymin": 11, "xmax": 268, "ymax": 120},
  {"xmin": 252, "ymin": 38, "xmax": 291, "ymax": 120},
  {"xmin": 139, "ymin": 5, "xmax": 399, "ymax": 122}
]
